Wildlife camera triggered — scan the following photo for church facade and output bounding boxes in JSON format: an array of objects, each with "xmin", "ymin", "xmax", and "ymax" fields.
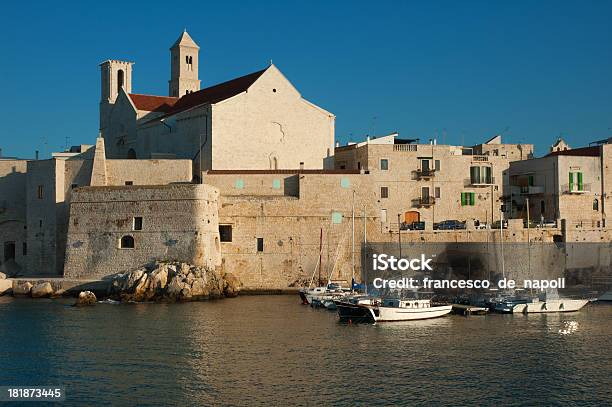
[{"xmin": 100, "ymin": 31, "xmax": 335, "ymax": 172}]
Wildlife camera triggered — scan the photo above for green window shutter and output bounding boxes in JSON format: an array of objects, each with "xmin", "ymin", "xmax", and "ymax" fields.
[
  {"xmin": 569, "ymin": 172, "xmax": 574, "ymax": 191},
  {"xmin": 528, "ymin": 175, "xmax": 534, "ymax": 186},
  {"xmin": 470, "ymin": 192, "xmax": 475, "ymax": 206},
  {"xmin": 577, "ymin": 172, "xmax": 583, "ymax": 190},
  {"xmin": 461, "ymin": 192, "xmax": 466, "ymax": 206}
]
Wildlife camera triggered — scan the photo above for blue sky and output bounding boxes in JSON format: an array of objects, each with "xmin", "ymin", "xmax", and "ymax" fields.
[{"xmin": 1, "ymin": 0, "xmax": 611, "ymax": 158}]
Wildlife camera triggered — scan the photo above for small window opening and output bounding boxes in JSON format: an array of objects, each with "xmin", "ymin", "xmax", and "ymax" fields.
[
  {"xmin": 37, "ymin": 185, "xmax": 44, "ymax": 199},
  {"xmin": 125, "ymin": 181, "xmax": 133, "ymax": 186},
  {"xmin": 257, "ymin": 237, "xmax": 264, "ymax": 252},
  {"xmin": 219, "ymin": 225, "xmax": 233, "ymax": 242},
  {"xmin": 120, "ymin": 235, "xmax": 135, "ymax": 249},
  {"xmin": 22, "ymin": 242, "xmax": 27, "ymax": 256},
  {"xmin": 380, "ymin": 187, "xmax": 389, "ymax": 199},
  {"xmin": 117, "ymin": 69, "xmax": 125, "ymax": 94},
  {"xmin": 133, "ymin": 217, "xmax": 143, "ymax": 231}
]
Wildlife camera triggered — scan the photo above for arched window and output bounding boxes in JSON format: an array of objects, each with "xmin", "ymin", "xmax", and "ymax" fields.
[
  {"xmin": 120, "ymin": 235, "xmax": 134, "ymax": 249},
  {"xmin": 593, "ymin": 199, "xmax": 599, "ymax": 211},
  {"xmin": 127, "ymin": 148, "xmax": 137, "ymax": 159},
  {"xmin": 117, "ymin": 69, "xmax": 125, "ymax": 94}
]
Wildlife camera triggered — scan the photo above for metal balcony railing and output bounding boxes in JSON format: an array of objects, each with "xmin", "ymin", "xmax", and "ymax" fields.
[
  {"xmin": 466, "ymin": 176, "xmax": 496, "ymax": 186},
  {"xmin": 415, "ymin": 168, "xmax": 436, "ymax": 178},
  {"xmin": 414, "ymin": 196, "xmax": 436, "ymax": 207},
  {"xmin": 561, "ymin": 183, "xmax": 591, "ymax": 194},
  {"xmin": 519, "ymin": 185, "xmax": 544, "ymax": 194}
]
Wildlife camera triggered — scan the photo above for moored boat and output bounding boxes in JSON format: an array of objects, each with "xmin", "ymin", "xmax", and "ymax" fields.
[
  {"xmin": 337, "ymin": 298, "xmax": 452, "ymax": 323},
  {"xmin": 512, "ymin": 297, "xmax": 589, "ymax": 313}
]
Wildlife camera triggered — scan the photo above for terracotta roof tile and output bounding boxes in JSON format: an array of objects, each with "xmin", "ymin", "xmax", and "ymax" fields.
[{"xmin": 128, "ymin": 94, "xmax": 178, "ymax": 112}]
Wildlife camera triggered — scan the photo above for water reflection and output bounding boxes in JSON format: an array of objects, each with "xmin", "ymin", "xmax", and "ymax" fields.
[{"xmin": 0, "ymin": 297, "xmax": 610, "ymax": 406}]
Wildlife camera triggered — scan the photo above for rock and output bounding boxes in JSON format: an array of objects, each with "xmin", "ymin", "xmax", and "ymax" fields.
[
  {"xmin": 0, "ymin": 272, "xmax": 6, "ymax": 279},
  {"xmin": 31, "ymin": 282, "xmax": 54, "ymax": 298},
  {"xmin": 124, "ymin": 268, "xmax": 146, "ymax": 291},
  {"xmin": 76, "ymin": 291, "xmax": 97, "ymax": 306},
  {"xmin": 13, "ymin": 281, "xmax": 33, "ymax": 296},
  {"xmin": 51, "ymin": 288, "xmax": 66, "ymax": 298},
  {"xmin": 166, "ymin": 277, "xmax": 187, "ymax": 300},
  {"xmin": 149, "ymin": 268, "xmax": 168, "ymax": 292},
  {"xmin": 132, "ymin": 273, "xmax": 150, "ymax": 301},
  {"xmin": 0, "ymin": 279, "xmax": 12, "ymax": 296},
  {"xmin": 223, "ymin": 273, "xmax": 241, "ymax": 298}
]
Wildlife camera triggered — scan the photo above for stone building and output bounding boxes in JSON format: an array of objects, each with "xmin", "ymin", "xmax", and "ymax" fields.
[
  {"xmin": 100, "ymin": 31, "xmax": 335, "ymax": 172},
  {"xmin": 0, "ymin": 157, "xmax": 28, "ymax": 276},
  {"xmin": 8, "ymin": 138, "xmax": 193, "ymax": 277},
  {"xmin": 508, "ymin": 143, "xmax": 611, "ymax": 228},
  {"xmin": 333, "ymin": 133, "xmax": 533, "ymax": 228}
]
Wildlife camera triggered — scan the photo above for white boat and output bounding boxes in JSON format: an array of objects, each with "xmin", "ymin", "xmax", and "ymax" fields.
[
  {"xmin": 512, "ymin": 293, "xmax": 589, "ymax": 313},
  {"xmin": 337, "ymin": 298, "xmax": 452, "ymax": 323}
]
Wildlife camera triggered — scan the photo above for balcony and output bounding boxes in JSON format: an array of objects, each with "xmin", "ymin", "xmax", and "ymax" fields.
[
  {"xmin": 415, "ymin": 168, "xmax": 436, "ymax": 179},
  {"xmin": 562, "ymin": 183, "xmax": 591, "ymax": 194},
  {"xmin": 466, "ymin": 177, "xmax": 496, "ymax": 186},
  {"xmin": 393, "ymin": 144, "xmax": 418, "ymax": 152},
  {"xmin": 414, "ymin": 196, "xmax": 436, "ymax": 207},
  {"xmin": 520, "ymin": 185, "xmax": 544, "ymax": 194}
]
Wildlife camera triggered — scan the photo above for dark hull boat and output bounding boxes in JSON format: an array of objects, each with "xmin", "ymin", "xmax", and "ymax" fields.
[{"xmin": 335, "ymin": 301, "xmax": 375, "ymax": 323}]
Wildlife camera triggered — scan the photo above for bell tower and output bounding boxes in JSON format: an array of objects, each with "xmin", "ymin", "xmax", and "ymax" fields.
[
  {"xmin": 169, "ymin": 30, "xmax": 201, "ymax": 97},
  {"xmin": 99, "ymin": 60, "xmax": 133, "ymax": 132}
]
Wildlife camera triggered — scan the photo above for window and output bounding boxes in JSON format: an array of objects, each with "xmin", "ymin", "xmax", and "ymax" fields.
[
  {"xmin": 219, "ymin": 225, "xmax": 232, "ymax": 242},
  {"xmin": 380, "ymin": 209, "xmax": 387, "ymax": 223},
  {"xmin": 421, "ymin": 159, "xmax": 430, "ymax": 171},
  {"xmin": 186, "ymin": 55, "xmax": 193, "ymax": 71},
  {"xmin": 569, "ymin": 172, "xmax": 583, "ymax": 191},
  {"xmin": 593, "ymin": 199, "xmax": 599, "ymax": 211},
  {"xmin": 528, "ymin": 175, "xmax": 534, "ymax": 187},
  {"xmin": 435, "ymin": 160, "xmax": 441, "ymax": 171},
  {"xmin": 461, "ymin": 192, "xmax": 475, "ymax": 206},
  {"xmin": 133, "ymin": 217, "xmax": 143, "ymax": 231},
  {"xmin": 71, "ymin": 184, "xmax": 78, "ymax": 190},
  {"xmin": 541, "ymin": 200, "xmax": 545, "ymax": 215},
  {"xmin": 235, "ymin": 179, "xmax": 244, "ymax": 189},
  {"xmin": 127, "ymin": 149, "xmax": 137, "ymax": 159},
  {"xmin": 22, "ymin": 242, "xmax": 27, "ymax": 256},
  {"xmin": 422, "ymin": 187, "xmax": 430, "ymax": 199},
  {"xmin": 125, "ymin": 181, "xmax": 133, "ymax": 186},
  {"xmin": 37, "ymin": 185, "xmax": 44, "ymax": 199},
  {"xmin": 380, "ymin": 159, "xmax": 389, "ymax": 171},
  {"xmin": 340, "ymin": 178, "xmax": 350, "ymax": 188},
  {"xmin": 357, "ymin": 162, "xmax": 361, "ymax": 170},
  {"xmin": 39, "ymin": 220, "xmax": 43, "ymax": 228},
  {"xmin": 120, "ymin": 235, "xmax": 135, "ymax": 249},
  {"xmin": 380, "ymin": 186, "xmax": 389, "ymax": 199},
  {"xmin": 435, "ymin": 187, "xmax": 441, "ymax": 199},
  {"xmin": 470, "ymin": 166, "xmax": 492, "ymax": 184},
  {"xmin": 117, "ymin": 69, "xmax": 124, "ymax": 94},
  {"xmin": 257, "ymin": 238, "xmax": 264, "ymax": 252},
  {"xmin": 272, "ymin": 179, "xmax": 281, "ymax": 189}
]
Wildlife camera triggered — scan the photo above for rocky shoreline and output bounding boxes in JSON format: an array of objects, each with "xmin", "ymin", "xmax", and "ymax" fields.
[{"xmin": 0, "ymin": 261, "xmax": 241, "ymax": 305}]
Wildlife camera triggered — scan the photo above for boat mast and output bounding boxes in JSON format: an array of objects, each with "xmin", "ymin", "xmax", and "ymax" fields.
[
  {"xmin": 500, "ymin": 207, "xmax": 505, "ymax": 280},
  {"xmin": 351, "ymin": 190, "xmax": 355, "ymax": 293},
  {"xmin": 318, "ymin": 228, "xmax": 323, "ymax": 286},
  {"xmin": 363, "ymin": 205, "xmax": 367, "ymax": 295}
]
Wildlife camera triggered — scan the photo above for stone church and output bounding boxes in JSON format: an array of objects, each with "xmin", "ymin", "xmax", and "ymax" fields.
[{"xmin": 100, "ymin": 31, "xmax": 336, "ymax": 172}]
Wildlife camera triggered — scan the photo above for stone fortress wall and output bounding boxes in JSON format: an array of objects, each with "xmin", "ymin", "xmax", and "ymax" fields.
[{"xmin": 63, "ymin": 184, "xmax": 220, "ymax": 279}]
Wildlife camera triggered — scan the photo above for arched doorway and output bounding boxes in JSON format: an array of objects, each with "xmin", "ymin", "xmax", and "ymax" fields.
[{"xmin": 127, "ymin": 148, "xmax": 137, "ymax": 159}]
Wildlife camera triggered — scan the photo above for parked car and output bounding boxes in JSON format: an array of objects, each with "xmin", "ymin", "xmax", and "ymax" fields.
[
  {"xmin": 434, "ymin": 220, "xmax": 466, "ymax": 230},
  {"xmin": 491, "ymin": 220, "xmax": 508, "ymax": 229},
  {"xmin": 400, "ymin": 221, "xmax": 425, "ymax": 230},
  {"xmin": 408, "ymin": 221, "xmax": 425, "ymax": 230}
]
